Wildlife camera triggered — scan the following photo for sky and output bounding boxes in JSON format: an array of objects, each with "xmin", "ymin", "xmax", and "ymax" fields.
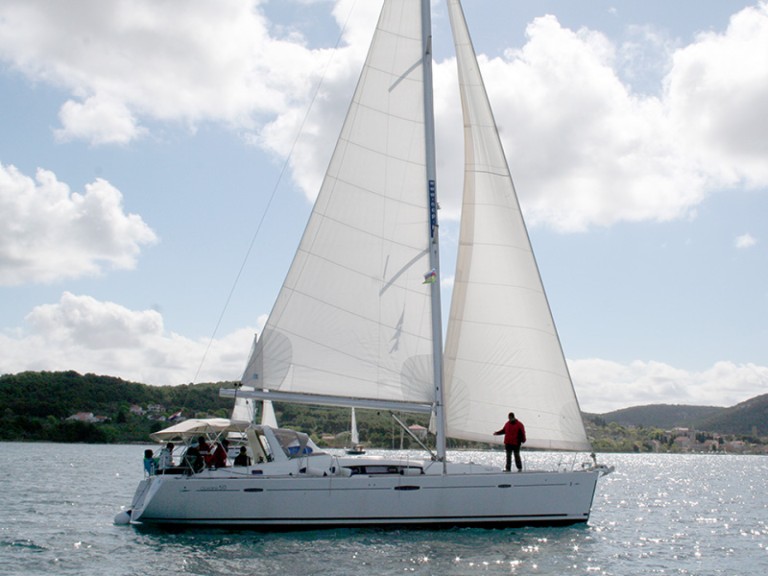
[{"xmin": 1, "ymin": 0, "xmax": 767, "ymax": 414}]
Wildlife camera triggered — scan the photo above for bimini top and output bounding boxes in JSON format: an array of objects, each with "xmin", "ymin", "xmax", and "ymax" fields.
[{"xmin": 150, "ymin": 418, "xmax": 251, "ymax": 442}]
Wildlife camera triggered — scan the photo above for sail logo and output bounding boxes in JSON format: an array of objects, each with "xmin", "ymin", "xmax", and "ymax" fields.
[{"xmin": 429, "ymin": 179, "xmax": 437, "ymax": 238}]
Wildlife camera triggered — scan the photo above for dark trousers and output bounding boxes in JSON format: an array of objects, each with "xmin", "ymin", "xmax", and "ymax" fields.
[{"xmin": 504, "ymin": 444, "xmax": 522, "ymax": 471}]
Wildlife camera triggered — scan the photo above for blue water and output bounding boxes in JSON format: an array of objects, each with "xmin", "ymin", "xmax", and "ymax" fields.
[{"xmin": 1, "ymin": 443, "xmax": 766, "ymax": 575}]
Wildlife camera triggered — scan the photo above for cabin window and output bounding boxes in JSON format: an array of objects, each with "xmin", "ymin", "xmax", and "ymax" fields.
[{"xmin": 346, "ymin": 465, "xmax": 424, "ymax": 476}]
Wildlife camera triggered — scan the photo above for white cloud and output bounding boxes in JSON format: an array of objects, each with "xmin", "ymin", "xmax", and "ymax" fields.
[
  {"xmin": 257, "ymin": 2, "xmax": 379, "ymax": 199},
  {"xmin": 0, "ymin": 292, "xmax": 256, "ymax": 385},
  {"xmin": 1, "ymin": 293, "xmax": 766, "ymax": 411},
  {"xmin": 667, "ymin": 2, "xmax": 768, "ymax": 188},
  {"xmin": 617, "ymin": 24, "xmax": 677, "ymax": 92},
  {"xmin": 735, "ymin": 233, "xmax": 757, "ymax": 248},
  {"xmin": 55, "ymin": 97, "xmax": 146, "ymax": 145},
  {"xmin": 570, "ymin": 358, "xmax": 768, "ymax": 413},
  {"xmin": 0, "ymin": 163, "xmax": 157, "ymax": 286},
  {"xmin": 474, "ymin": 16, "xmax": 705, "ymax": 231},
  {"xmin": 0, "ymin": 0, "xmax": 319, "ymax": 143},
  {"xmin": 475, "ymin": 6, "xmax": 768, "ymax": 231},
  {"xmin": 1, "ymin": 0, "xmax": 767, "ymax": 231},
  {"xmin": 276, "ymin": 3, "xmax": 768, "ymax": 231}
]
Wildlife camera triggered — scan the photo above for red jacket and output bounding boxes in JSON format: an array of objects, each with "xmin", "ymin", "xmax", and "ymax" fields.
[
  {"xmin": 496, "ymin": 419, "xmax": 526, "ymax": 446},
  {"xmin": 211, "ymin": 443, "xmax": 228, "ymax": 468}
]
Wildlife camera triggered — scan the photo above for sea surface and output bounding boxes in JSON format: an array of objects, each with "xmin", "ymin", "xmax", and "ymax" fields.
[{"xmin": 1, "ymin": 442, "xmax": 766, "ymax": 575}]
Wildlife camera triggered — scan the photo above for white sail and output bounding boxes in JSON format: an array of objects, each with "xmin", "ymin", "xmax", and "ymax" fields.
[
  {"xmin": 242, "ymin": 0, "xmax": 435, "ymax": 408},
  {"xmin": 260, "ymin": 397, "xmax": 278, "ymax": 428},
  {"xmin": 230, "ymin": 386, "xmax": 256, "ymax": 423},
  {"xmin": 442, "ymin": 0, "xmax": 590, "ymax": 451},
  {"xmin": 350, "ymin": 407, "xmax": 359, "ymax": 445},
  {"xmin": 231, "ymin": 384, "xmax": 278, "ymax": 428}
]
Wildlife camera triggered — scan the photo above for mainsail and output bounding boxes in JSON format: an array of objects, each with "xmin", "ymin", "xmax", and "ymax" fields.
[{"xmin": 242, "ymin": 0, "xmax": 436, "ymax": 410}]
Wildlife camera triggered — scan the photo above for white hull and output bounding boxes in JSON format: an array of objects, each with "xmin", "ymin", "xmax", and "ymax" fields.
[{"xmin": 128, "ymin": 456, "xmax": 600, "ymax": 529}]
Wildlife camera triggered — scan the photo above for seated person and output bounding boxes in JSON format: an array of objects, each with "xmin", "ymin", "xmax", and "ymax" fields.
[
  {"xmin": 210, "ymin": 439, "xmax": 229, "ymax": 469},
  {"xmin": 198, "ymin": 436, "xmax": 212, "ymax": 467},
  {"xmin": 143, "ymin": 449, "xmax": 157, "ymax": 475},
  {"xmin": 157, "ymin": 442, "xmax": 174, "ymax": 470},
  {"xmin": 234, "ymin": 446, "xmax": 251, "ymax": 466},
  {"xmin": 183, "ymin": 442, "xmax": 204, "ymax": 473}
]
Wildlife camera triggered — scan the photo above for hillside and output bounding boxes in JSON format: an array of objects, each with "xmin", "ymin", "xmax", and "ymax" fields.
[
  {"xmin": 595, "ymin": 395, "xmax": 768, "ymax": 437},
  {"xmin": 696, "ymin": 393, "xmax": 768, "ymax": 437},
  {"xmin": 0, "ymin": 371, "xmax": 432, "ymax": 447},
  {"xmin": 0, "ymin": 371, "xmax": 235, "ymax": 443},
  {"xmin": 596, "ymin": 404, "xmax": 725, "ymax": 430},
  {"xmin": 1, "ymin": 371, "xmax": 766, "ymax": 449},
  {"xmin": 0, "ymin": 370, "xmax": 234, "ymax": 418}
]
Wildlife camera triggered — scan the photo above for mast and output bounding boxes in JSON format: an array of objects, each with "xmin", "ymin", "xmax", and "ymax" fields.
[{"xmin": 421, "ymin": 0, "xmax": 446, "ymax": 465}]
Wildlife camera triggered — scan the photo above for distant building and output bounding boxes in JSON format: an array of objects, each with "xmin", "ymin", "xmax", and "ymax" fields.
[
  {"xmin": 409, "ymin": 424, "xmax": 428, "ymax": 440},
  {"xmin": 67, "ymin": 412, "xmax": 98, "ymax": 423},
  {"xmin": 673, "ymin": 435, "xmax": 692, "ymax": 450},
  {"xmin": 66, "ymin": 412, "xmax": 108, "ymax": 423},
  {"xmin": 724, "ymin": 440, "xmax": 746, "ymax": 453},
  {"xmin": 702, "ymin": 439, "xmax": 720, "ymax": 452}
]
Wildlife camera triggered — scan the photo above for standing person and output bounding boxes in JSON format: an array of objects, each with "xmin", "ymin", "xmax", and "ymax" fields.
[{"xmin": 493, "ymin": 412, "xmax": 526, "ymax": 472}]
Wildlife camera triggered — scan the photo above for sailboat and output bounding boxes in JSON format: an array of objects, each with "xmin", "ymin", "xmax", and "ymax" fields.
[
  {"xmin": 120, "ymin": 0, "xmax": 612, "ymax": 529},
  {"xmin": 345, "ymin": 407, "xmax": 365, "ymax": 454}
]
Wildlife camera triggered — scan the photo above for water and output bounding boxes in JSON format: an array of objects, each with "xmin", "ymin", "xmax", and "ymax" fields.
[{"xmin": 1, "ymin": 443, "xmax": 766, "ymax": 575}]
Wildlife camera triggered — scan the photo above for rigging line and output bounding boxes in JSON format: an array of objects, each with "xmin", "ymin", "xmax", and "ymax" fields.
[{"xmin": 191, "ymin": 1, "xmax": 361, "ymax": 385}]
